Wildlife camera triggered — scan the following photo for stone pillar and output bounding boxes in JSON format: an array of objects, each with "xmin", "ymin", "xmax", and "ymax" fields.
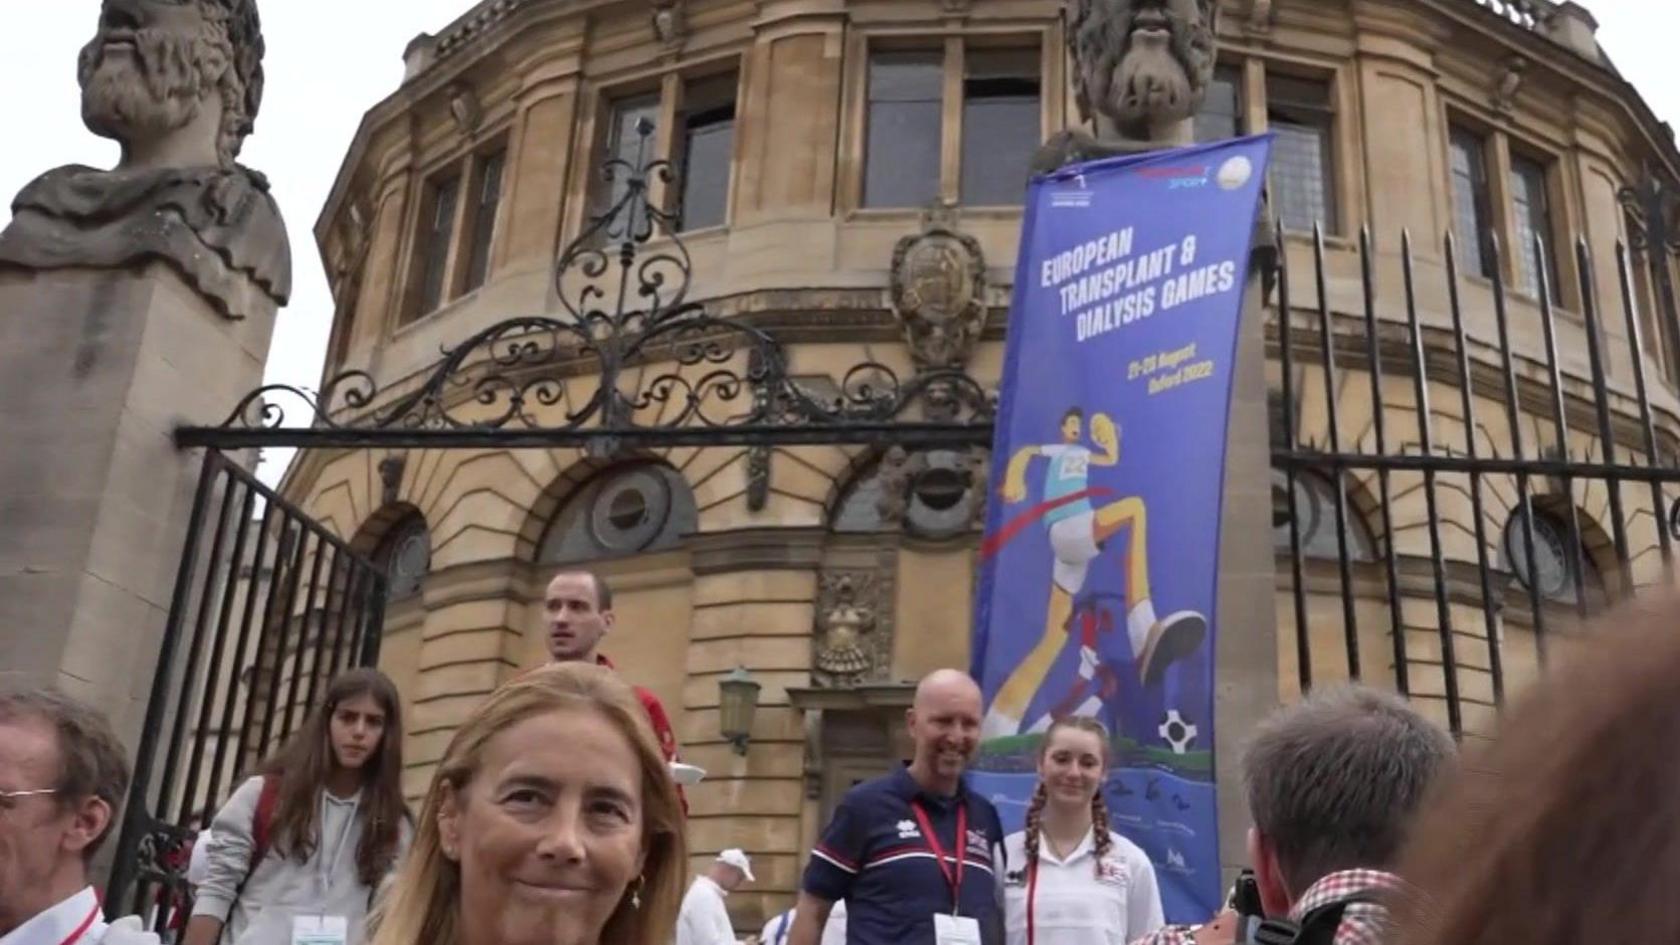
[
  {"xmin": 1212, "ymin": 243, "xmax": 1281, "ymax": 887},
  {"xmin": 681, "ymin": 531, "xmax": 822, "ymax": 934},
  {"xmin": 0, "ymin": 262, "xmax": 279, "ymax": 747}
]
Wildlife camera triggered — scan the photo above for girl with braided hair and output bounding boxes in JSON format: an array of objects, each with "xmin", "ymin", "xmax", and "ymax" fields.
[{"xmin": 1001, "ymin": 717, "xmax": 1163, "ymax": 945}]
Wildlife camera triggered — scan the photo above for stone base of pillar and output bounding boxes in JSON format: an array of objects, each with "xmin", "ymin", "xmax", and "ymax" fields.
[{"xmin": 0, "ymin": 263, "xmax": 276, "ymax": 753}]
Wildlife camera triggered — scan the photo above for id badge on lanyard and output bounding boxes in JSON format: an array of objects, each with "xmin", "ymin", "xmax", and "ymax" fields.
[
  {"xmin": 912, "ymin": 801, "xmax": 981, "ymax": 945},
  {"xmin": 291, "ymin": 915, "xmax": 349, "ymax": 945}
]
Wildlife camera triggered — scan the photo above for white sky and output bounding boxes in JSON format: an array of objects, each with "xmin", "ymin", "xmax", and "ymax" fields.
[{"xmin": 1, "ymin": 1, "xmax": 1677, "ymax": 486}]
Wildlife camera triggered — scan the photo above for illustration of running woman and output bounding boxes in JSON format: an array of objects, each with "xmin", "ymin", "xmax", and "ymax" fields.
[{"xmin": 980, "ymin": 407, "xmax": 1205, "ymax": 740}]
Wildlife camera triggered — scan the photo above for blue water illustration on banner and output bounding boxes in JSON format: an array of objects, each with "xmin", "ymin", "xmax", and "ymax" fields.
[{"xmin": 970, "ymin": 135, "xmax": 1272, "ymax": 923}]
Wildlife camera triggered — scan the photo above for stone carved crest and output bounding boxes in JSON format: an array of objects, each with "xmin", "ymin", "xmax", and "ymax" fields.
[
  {"xmin": 814, "ymin": 569, "xmax": 895, "ymax": 687},
  {"xmin": 0, "ymin": 0, "xmax": 290, "ymax": 320},
  {"xmin": 890, "ymin": 207, "xmax": 987, "ymax": 373},
  {"xmin": 870, "ymin": 445, "xmax": 988, "ymax": 540}
]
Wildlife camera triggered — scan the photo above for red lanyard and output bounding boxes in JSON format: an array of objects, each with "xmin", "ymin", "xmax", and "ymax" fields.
[
  {"xmin": 911, "ymin": 800, "xmax": 967, "ymax": 914},
  {"xmin": 56, "ymin": 901, "xmax": 100, "ymax": 945},
  {"xmin": 1026, "ymin": 859, "xmax": 1040, "ymax": 945}
]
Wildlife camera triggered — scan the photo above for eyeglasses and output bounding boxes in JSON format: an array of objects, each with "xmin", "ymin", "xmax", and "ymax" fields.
[{"xmin": 0, "ymin": 788, "xmax": 59, "ymax": 805}]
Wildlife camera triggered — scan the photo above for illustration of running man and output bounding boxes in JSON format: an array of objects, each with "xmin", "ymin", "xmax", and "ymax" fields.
[{"xmin": 980, "ymin": 407, "xmax": 1206, "ymax": 740}]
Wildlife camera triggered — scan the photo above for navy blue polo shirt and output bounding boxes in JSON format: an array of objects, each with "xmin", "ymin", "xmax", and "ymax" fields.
[{"xmin": 802, "ymin": 766, "xmax": 1006, "ymax": 945}]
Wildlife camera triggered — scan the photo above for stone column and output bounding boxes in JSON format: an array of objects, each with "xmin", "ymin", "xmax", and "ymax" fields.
[
  {"xmin": 0, "ymin": 261, "xmax": 281, "ymax": 746},
  {"xmin": 681, "ymin": 530, "xmax": 823, "ymax": 934},
  {"xmin": 1212, "ymin": 241, "xmax": 1281, "ymax": 888}
]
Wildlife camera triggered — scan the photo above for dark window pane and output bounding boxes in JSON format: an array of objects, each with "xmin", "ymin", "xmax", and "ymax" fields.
[
  {"xmin": 1511, "ymin": 155, "xmax": 1559, "ymax": 301},
  {"xmin": 1269, "ymin": 120, "xmax": 1332, "ymax": 232},
  {"xmin": 1449, "ymin": 127, "xmax": 1494, "ymax": 279},
  {"xmin": 1267, "ymin": 75, "xmax": 1335, "ymax": 233},
  {"xmin": 417, "ymin": 174, "xmax": 460, "ymax": 315},
  {"xmin": 677, "ymin": 75, "xmax": 737, "ymax": 231},
  {"xmin": 1195, "ymin": 65, "xmax": 1243, "ymax": 143},
  {"xmin": 865, "ymin": 51, "xmax": 942, "ymax": 208},
  {"xmin": 960, "ymin": 48, "xmax": 1040, "ymax": 206},
  {"xmin": 464, "ymin": 150, "xmax": 505, "ymax": 293}
]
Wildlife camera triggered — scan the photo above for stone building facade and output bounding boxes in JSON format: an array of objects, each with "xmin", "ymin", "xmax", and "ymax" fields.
[{"xmin": 282, "ymin": 0, "xmax": 1680, "ymax": 928}]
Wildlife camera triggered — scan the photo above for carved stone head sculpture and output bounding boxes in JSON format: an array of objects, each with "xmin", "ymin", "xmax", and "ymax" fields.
[
  {"xmin": 1035, "ymin": 0, "xmax": 1222, "ymax": 172},
  {"xmin": 79, "ymin": 0, "xmax": 266, "ymax": 170},
  {"xmin": 0, "ymin": 0, "xmax": 289, "ymax": 321},
  {"xmin": 1072, "ymin": 0, "xmax": 1220, "ymax": 140}
]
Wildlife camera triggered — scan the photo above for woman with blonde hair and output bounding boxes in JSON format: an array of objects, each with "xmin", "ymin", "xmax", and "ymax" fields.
[
  {"xmin": 370, "ymin": 661, "xmax": 686, "ymax": 945},
  {"xmin": 1388, "ymin": 593, "xmax": 1680, "ymax": 945},
  {"xmin": 1001, "ymin": 716, "xmax": 1163, "ymax": 945}
]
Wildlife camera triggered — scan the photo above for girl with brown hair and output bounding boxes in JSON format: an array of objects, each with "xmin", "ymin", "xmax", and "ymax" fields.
[
  {"xmin": 184, "ymin": 669, "xmax": 410, "ymax": 945},
  {"xmin": 368, "ymin": 660, "xmax": 686, "ymax": 945},
  {"xmin": 1388, "ymin": 595, "xmax": 1680, "ymax": 945},
  {"xmin": 1002, "ymin": 717, "xmax": 1164, "ymax": 945}
]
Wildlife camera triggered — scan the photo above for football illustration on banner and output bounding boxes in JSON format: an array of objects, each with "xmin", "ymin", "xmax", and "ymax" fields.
[{"xmin": 970, "ymin": 134, "xmax": 1272, "ymax": 923}]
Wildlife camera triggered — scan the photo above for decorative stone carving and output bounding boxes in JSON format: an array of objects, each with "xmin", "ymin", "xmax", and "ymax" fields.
[
  {"xmin": 875, "ymin": 446, "xmax": 913, "ymax": 527},
  {"xmin": 815, "ymin": 575, "xmax": 875, "ymax": 677},
  {"xmin": 1493, "ymin": 56, "xmax": 1527, "ymax": 115},
  {"xmin": 651, "ymin": 0, "xmax": 688, "ymax": 48},
  {"xmin": 378, "ymin": 455, "xmax": 405, "ymax": 507},
  {"xmin": 890, "ymin": 205, "xmax": 988, "ymax": 373},
  {"xmin": 962, "ymin": 447, "xmax": 991, "ymax": 530},
  {"xmin": 814, "ymin": 569, "xmax": 895, "ymax": 687},
  {"xmin": 447, "ymin": 83, "xmax": 482, "ymax": 136},
  {"xmin": 1034, "ymin": 0, "xmax": 1223, "ymax": 172},
  {"xmin": 1246, "ymin": 0, "xmax": 1274, "ymax": 34},
  {"xmin": 0, "ymin": 0, "xmax": 291, "ymax": 321}
]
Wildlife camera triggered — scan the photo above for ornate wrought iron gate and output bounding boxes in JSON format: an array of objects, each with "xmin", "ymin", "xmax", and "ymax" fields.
[
  {"xmin": 106, "ymin": 128, "xmax": 1680, "ymax": 914},
  {"xmin": 106, "ymin": 450, "xmax": 388, "ymax": 922}
]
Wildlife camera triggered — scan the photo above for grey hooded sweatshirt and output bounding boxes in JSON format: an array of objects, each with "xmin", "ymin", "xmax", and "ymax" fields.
[{"xmin": 190, "ymin": 777, "xmax": 410, "ymax": 945}]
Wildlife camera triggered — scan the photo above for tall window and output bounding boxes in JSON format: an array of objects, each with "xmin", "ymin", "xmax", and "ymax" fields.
[
  {"xmin": 595, "ymin": 92, "xmax": 661, "ymax": 225},
  {"xmin": 862, "ymin": 41, "xmax": 1043, "ymax": 209},
  {"xmin": 406, "ymin": 143, "xmax": 508, "ymax": 322},
  {"xmin": 674, "ymin": 75, "xmax": 737, "ymax": 231},
  {"xmin": 1510, "ymin": 154, "xmax": 1560, "ymax": 301},
  {"xmin": 865, "ymin": 50, "xmax": 944, "ymax": 208},
  {"xmin": 1195, "ymin": 65, "xmax": 1244, "ymax": 143},
  {"xmin": 1448, "ymin": 126, "xmax": 1495, "ymax": 279},
  {"xmin": 463, "ymin": 149, "xmax": 506, "ymax": 294},
  {"xmin": 592, "ymin": 72, "xmax": 741, "ymax": 234},
  {"xmin": 1267, "ymin": 75, "xmax": 1336, "ymax": 233},
  {"xmin": 415, "ymin": 173, "xmax": 461, "ymax": 317},
  {"xmin": 960, "ymin": 49, "xmax": 1042, "ymax": 206}
]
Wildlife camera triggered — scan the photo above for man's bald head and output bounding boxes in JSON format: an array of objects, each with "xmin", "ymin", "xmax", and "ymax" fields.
[
  {"xmin": 914, "ymin": 669, "xmax": 983, "ymax": 711},
  {"xmin": 906, "ymin": 669, "xmax": 983, "ymax": 794}
]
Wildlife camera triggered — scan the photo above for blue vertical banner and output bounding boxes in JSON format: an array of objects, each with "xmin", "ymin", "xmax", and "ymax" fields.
[{"xmin": 970, "ymin": 135, "xmax": 1272, "ymax": 922}]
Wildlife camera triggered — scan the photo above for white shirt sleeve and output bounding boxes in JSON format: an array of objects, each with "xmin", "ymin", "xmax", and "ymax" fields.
[
  {"xmin": 820, "ymin": 901, "xmax": 847, "ymax": 945},
  {"xmin": 679, "ymin": 879, "xmax": 738, "ymax": 945},
  {"xmin": 1120, "ymin": 838, "xmax": 1165, "ymax": 938}
]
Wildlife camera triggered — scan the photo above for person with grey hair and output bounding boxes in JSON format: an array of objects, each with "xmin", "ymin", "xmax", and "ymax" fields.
[
  {"xmin": 0, "ymin": 689, "xmax": 159, "ymax": 945},
  {"xmin": 1132, "ymin": 684, "xmax": 1455, "ymax": 945}
]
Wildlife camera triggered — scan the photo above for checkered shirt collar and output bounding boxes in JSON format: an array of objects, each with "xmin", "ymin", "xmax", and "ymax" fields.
[{"xmin": 1288, "ymin": 868, "xmax": 1404, "ymax": 921}]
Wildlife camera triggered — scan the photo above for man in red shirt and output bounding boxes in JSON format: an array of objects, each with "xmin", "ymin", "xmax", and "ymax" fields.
[{"xmin": 543, "ymin": 569, "xmax": 682, "ymax": 766}]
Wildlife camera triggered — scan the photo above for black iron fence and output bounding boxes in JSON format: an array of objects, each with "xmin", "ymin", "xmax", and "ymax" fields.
[
  {"xmin": 1269, "ymin": 220, "xmax": 1680, "ymax": 737},
  {"xmin": 106, "ymin": 449, "xmax": 388, "ymax": 923}
]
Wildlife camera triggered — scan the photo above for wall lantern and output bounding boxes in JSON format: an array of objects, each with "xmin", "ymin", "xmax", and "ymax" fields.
[{"xmin": 718, "ymin": 666, "xmax": 761, "ymax": 755}]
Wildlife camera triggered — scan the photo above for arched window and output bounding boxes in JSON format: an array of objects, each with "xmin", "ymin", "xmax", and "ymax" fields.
[
  {"xmin": 1501, "ymin": 505, "xmax": 1601, "ymax": 603},
  {"xmin": 540, "ymin": 463, "xmax": 697, "ymax": 564},
  {"xmin": 832, "ymin": 449, "xmax": 983, "ymax": 540},
  {"xmin": 1271, "ymin": 467, "xmax": 1377, "ymax": 561},
  {"xmin": 373, "ymin": 512, "xmax": 431, "ymax": 602}
]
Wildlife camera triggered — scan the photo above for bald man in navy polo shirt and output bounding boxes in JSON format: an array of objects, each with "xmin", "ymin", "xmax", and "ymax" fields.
[{"xmin": 789, "ymin": 670, "xmax": 1006, "ymax": 945}]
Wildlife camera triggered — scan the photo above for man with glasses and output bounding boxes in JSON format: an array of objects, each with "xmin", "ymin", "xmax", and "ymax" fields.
[{"xmin": 0, "ymin": 689, "xmax": 157, "ymax": 945}]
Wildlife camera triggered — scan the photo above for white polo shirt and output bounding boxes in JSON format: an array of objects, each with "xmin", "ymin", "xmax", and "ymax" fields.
[
  {"xmin": 999, "ymin": 829, "xmax": 1165, "ymax": 945},
  {"xmin": 0, "ymin": 888, "xmax": 108, "ymax": 945}
]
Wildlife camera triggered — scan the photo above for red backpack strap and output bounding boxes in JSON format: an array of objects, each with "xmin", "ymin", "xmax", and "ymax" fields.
[{"xmin": 249, "ymin": 774, "xmax": 282, "ymax": 870}]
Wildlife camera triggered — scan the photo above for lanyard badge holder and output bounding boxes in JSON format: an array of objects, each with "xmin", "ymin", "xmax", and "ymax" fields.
[{"xmin": 914, "ymin": 801, "xmax": 982, "ymax": 945}]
